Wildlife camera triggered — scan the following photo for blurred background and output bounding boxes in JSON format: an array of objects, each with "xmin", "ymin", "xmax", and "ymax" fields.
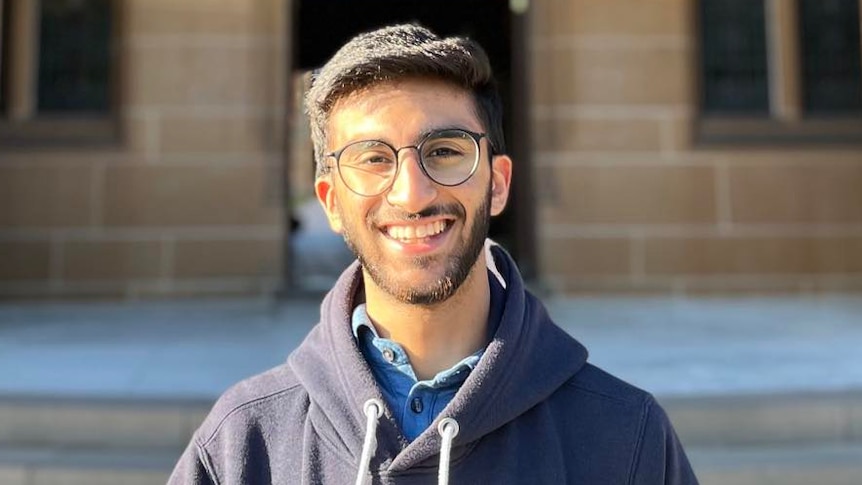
[{"xmin": 0, "ymin": 0, "xmax": 861, "ymax": 483}]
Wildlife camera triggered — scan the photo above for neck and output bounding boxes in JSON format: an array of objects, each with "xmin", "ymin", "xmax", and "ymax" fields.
[{"xmin": 363, "ymin": 258, "xmax": 490, "ymax": 381}]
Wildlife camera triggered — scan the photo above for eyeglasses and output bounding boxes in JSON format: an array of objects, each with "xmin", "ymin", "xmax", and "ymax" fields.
[{"xmin": 325, "ymin": 128, "xmax": 488, "ymax": 197}]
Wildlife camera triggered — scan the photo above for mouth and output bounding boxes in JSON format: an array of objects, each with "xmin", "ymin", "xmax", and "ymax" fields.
[{"xmin": 379, "ymin": 218, "xmax": 455, "ymax": 245}]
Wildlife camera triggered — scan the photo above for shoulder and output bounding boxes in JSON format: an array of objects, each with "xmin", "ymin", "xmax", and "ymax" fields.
[
  {"xmin": 549, "ymin": 365, "xmax": 697, "ymax": 482},
  {"xmin": 555, "ymin": 363, "xmax": 680, "ymax": 443},
  {"xmin": 565, "ymin": 363, "xmax": 655, "ymax": 407},
  {"xmin": 193, "ymin": 363, "xmax": 308, "ymax": 447},
  {"xmin": 548, "ymin": 363, "xmax": 664, "ymax": 432}
]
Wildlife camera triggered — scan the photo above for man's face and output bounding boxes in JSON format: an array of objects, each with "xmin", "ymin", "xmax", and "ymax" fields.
[{"xmin": 315, "ymin": 79, "xmax": 511, "ymax": 305}]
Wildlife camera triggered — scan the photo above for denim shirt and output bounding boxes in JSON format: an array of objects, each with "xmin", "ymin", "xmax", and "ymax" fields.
[{"xmin": 352, "ymin": 270, "xmax": 506, "ymax": 441}]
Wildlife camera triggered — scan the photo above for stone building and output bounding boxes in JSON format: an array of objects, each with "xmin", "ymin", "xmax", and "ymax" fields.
[{"xmin": 1, "ymin": 0, "xmax": 860, "ymax": 300}]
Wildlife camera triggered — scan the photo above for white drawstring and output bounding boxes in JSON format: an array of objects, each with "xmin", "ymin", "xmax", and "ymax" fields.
[
  {"xmin": 355, "ymin": 398, "xmax": 384, "ymax": 485},
  {"xmin": 436, "ymin": 417, "xmax": 460, "ymax": 485},
  {"xmin": 355, "ymin": 403, "xmax": 460, "ymax": 485}
]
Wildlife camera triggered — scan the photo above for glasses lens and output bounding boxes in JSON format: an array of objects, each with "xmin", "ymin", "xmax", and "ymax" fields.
[
  {"xmin": 420, "ymin": 130, "xmax": 480, "ymax": 186},
  {"xmin": 338, "ymin": 140, "xmax": 398, "ymax": 195}
]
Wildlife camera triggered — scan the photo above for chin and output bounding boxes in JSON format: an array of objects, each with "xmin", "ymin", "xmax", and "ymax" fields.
[
  {"xmin": 382, "ymin": 253, "xmax": 485, "ymax": 305},
  {"xmin": 391, "ymin": 275, "xmax": 460, "ymax": 306}
]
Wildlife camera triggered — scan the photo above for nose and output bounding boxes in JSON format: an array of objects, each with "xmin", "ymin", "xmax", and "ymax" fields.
[{"xmin": 385, "ymin": 148, "xmax": 438, "ymax": 212}]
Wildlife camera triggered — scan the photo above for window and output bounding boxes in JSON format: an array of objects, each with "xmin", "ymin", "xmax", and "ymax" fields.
[
  {"xmin": 799, "ymin": 0, "xmax": 862, "ymax": 114},
  {"xmin": 0, "ymin": 0, "xmax": 117, "ymax": 147},
  {"xmin": 698, "ymin": 0, "xmax": 862, "ymax": 144},
  {"xmin": 700, "ymin": 0, "xmax": 770, "ymax": 115}
]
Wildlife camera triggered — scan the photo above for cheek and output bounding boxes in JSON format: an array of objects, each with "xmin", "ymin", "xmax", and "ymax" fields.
[
  {"xmin": 454, "ymin": 187, "xmax": 491, "ymax": 221},
  {"xmin": 339, "ymin": 195, "xmax": 377, "ymax": 230},
  {"xmin": 460, "ymin": 165, "xmax": 491, "ymax": 196}
]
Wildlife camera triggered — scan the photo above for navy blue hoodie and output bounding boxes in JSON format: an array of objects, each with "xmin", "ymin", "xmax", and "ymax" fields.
[{"xmin": 168, "ymin": 245, "xmax": 698, "ymax": 484}]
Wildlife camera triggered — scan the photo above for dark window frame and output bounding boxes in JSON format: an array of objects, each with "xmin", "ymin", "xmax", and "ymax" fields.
[
  {"xmin": 798, "ymin": 0, "xmax": 862, "ymax": 115},
  {"xmin": 698, "ymin": 0, "xmax": 771, "ymax": 116},
  {"xmin": 695, "ymin": 0, "xmax": 862, "ymax": 146},
  {"xmin": 0, "ymin": 0, "xmax": 122, "ymax": 150}
]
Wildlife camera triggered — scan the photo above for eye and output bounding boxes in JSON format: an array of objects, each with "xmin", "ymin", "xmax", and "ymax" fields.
[
  {"xmin": 361, "ymin": 154, "xmax": 395, "ymax": 165},
  {"xmin": 340, "ymin": 141, "xmax": 396, "ymax": 170},
  {"xmin": 422, "ymin": 136, "xmax": 473, "ymax": 166},
  {"xmin": 345, "ymin": 151, "xmax": 396, "ymax": 176},
  {"xmin": 426, "ymin": 146, "xmax": 464, "ymax": 158}
]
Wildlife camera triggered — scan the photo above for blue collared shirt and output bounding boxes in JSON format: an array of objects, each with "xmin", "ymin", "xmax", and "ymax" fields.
[{"xmin": 352, "ymin": 270, "xmax": 506, "ymax": 441}]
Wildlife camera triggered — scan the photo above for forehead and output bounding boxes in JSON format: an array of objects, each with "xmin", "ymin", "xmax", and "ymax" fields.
[{"xmin": 326, "ymin": 79, "xmax": 481, "ymax": 147}]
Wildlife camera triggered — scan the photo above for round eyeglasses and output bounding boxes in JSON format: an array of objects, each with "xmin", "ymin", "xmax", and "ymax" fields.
[{"xmin": 325, "ymin": 128, "xmax": 489, "ymax": 197}]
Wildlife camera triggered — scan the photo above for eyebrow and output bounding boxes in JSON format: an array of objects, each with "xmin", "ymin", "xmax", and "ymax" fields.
[
  {"xmin": 338, "ymin": 125, "xmax": 474, "ymax": 149},
  {"xmin": 415, "ymin": 125, "xmax": 474, "ymax": 141},
  {"xmin": 329, "ymin": 125, "xmax": 482, "ymax": 154}
]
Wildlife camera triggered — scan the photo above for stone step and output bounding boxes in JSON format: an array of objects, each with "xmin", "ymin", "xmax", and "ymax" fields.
[
  {"xmin": 0, "ymin": 446, "xmax": 175, "ymax": 485},
  {"xmin": 1, "ymin": 390, "xmax": 861, "ymax": 485},
  {"xmin": 1, "ymin": 443, "xmax": 860, "ymax": 485},
  {"xmin": 690, "ymin": 443, "xmax": 862, "ymax": 485},
  {"xmin": 2, "ymin": 390, "xmax": 860, "ymax": 450},
  {"xmin": 660, "ymin": 390, "xmax": 862, "ymax": 448},
  {"xmin": 0, "ymin": 396, "xmax": 209, "ymax": 450}
]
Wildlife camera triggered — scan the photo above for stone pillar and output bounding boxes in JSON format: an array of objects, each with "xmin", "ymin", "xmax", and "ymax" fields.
[{"xmin": 7, "ymin": 0, "xmax": 39, "ymax": 121}]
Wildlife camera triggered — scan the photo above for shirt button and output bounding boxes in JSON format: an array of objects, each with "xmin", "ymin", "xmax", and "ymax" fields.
[
  {"xmin": 381, "ymin": 348, "xmax": 395, "ymax": 363},
  {"xmin": 410, "ymin": 397, "xmax": 424, "ymax": 414}
]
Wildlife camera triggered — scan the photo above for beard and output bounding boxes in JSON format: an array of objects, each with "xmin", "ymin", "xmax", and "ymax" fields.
[{"xmin": 339, "ymin": 185, "xmax": 492, "ymax": 306}]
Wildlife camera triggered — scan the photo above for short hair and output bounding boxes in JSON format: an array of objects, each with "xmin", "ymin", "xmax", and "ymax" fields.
[{"xmin": 305, "ymin": 23, "xmax": 505, "ymax": 176}]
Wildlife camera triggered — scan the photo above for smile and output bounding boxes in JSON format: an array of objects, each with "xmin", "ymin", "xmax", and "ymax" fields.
[{"xmin": 382, "ymin": 219, "xmax": 452, "ymax": 243}]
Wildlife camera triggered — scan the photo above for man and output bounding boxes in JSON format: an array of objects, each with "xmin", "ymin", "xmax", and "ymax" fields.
[{"xmin": 169, "ymin": 24, "xmax": 698, "ymax": 484}]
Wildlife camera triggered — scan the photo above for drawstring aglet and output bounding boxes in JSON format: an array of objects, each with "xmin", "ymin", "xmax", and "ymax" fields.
[
  {"xmin": 437, "ymin": 417, "xmax": 460, "ymax": 485},
  {"xmin": 355, "ymin": 398, "xmax": 384, "ymax": 485}
]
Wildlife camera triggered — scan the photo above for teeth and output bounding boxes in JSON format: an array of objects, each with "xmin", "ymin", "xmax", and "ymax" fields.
[{"xmin": 386, "ymin": 220, "xmax": 447, "ymax": 241}]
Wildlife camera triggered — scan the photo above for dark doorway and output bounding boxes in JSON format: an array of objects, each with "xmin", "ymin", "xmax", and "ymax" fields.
[{"xmin": 286, "ymin": 0, "xmax": 534, "ymax": 291}]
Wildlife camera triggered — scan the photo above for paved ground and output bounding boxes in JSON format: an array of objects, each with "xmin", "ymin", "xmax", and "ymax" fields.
[{"xmin": 1, "ymin": 295, "xmax": 861, "ymax": 401}]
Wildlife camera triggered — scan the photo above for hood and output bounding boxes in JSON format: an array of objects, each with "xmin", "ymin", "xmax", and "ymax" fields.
[{"xmin": 288, "ymin": 243, "xmax": 589, "ymax": 473}]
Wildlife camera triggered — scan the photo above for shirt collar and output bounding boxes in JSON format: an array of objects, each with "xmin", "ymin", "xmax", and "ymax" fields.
[{"xmin": 352, "ymin": 301, "xmax": 376, "ymax": 340}]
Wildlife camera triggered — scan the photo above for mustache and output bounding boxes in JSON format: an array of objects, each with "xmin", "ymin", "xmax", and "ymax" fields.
[{"xmin": 370, "ymin": 203, "xmax": 465, "ymax": 224}]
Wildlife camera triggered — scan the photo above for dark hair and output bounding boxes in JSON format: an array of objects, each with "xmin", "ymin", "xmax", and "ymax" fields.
[{"xmin": 305, "ymin": 24, "xmax": 505, "ymax": 176}]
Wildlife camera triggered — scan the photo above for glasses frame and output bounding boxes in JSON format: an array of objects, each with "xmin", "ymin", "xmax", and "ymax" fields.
[{"xmin": 325, "ymin": 128, "xmax": 491, "ymax": 197}]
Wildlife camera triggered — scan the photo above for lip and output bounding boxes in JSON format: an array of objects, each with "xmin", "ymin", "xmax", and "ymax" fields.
[{"xmin": 377, "ymin": 217, "xmax": 457, "ymax": 256}]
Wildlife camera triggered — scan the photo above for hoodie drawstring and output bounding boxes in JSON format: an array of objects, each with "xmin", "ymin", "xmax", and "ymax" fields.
[
  {"xmin": 356, "ymin": 400, "xmax": 461, "ymax": 485},
  {"xmin": 356, "ymin": 399, "xmax": 383, "ymax": 485},
  {"xmin": 437, "ymin": 417, "xmax": 460, "ymax": 485}
]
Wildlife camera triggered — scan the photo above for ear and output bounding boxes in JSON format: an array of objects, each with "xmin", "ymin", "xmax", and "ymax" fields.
[
  {"xmin": 315, "ymin": 174, "xmax": 344, "ymax": 234},
  {"xmin": 489, "ymin": 154, "xmax": 512, "ymax": 216}
]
